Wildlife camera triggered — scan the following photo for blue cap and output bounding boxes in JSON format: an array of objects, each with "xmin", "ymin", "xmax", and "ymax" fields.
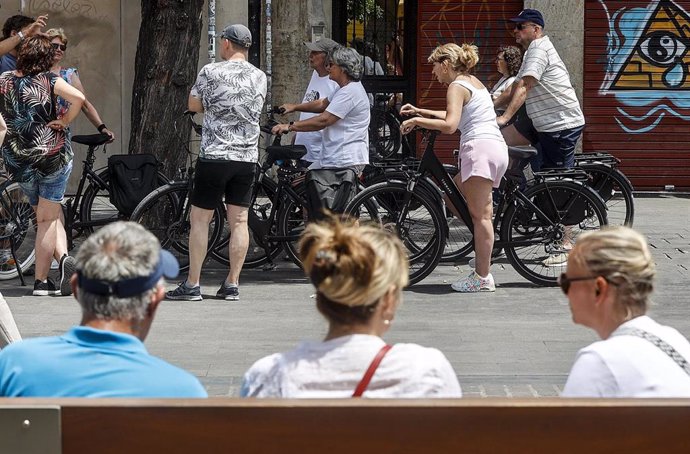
[
  {"xmin": 509, "ymin": 9, "xmax": 545, "ymax": 28},
  {"xmin": 76, "ymin": 250, "xmax": 179, "ymax": 298}
]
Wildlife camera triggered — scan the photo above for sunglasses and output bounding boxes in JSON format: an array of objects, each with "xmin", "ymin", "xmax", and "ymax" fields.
[
  {"xmin": 51, "ymin": 43, "xmax": 67, "ymax": 51},
  {"xmin": 514, "ymin": 23, "xmax": 536, "ymax": 31},
  {"xmin": 557, "ymin": 273, "xmax": 599, "ymax": 295}
]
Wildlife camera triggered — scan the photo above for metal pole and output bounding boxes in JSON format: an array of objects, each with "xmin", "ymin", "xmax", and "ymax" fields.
[
  {"xmin": 265, "ymin": 0, "xmax": 272, "ymax": 112},
  {"xmin": 208, "ymin": 0, "xmax": 216, "ymax": 63}
]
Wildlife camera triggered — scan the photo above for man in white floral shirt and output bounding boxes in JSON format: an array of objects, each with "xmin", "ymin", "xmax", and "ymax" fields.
[{"xmin": 167, "ymin": 24, "xmax": 267, "ymax": 302}]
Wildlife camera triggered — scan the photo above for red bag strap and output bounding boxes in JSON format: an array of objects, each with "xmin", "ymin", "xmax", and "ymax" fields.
[{"xmin": 352, "ymin": 344, "xmax": 393, "ymax": 398}]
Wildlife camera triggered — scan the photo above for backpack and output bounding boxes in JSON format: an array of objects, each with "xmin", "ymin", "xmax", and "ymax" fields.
[{"xmin": 107, "ymin": 154, "xmax": 160, "ymax": 216}]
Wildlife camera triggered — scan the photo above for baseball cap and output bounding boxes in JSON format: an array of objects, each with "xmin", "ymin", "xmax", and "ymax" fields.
[
  {"xmin": 219, "ymin": 24, "xmax": 252, "ymax": 48},
  {"xmin": 509, "ymin": 9, "xmax": 545, "ymax": 28},
  {"xmin": 304, "ymin": 38, "xmax": 340, "ymax": 54},
  {"xmin": 77, "ymin": 250, "xmax": 180, "ymax": 298}
]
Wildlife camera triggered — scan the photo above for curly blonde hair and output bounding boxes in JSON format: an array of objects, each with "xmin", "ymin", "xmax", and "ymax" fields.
[
  {"xmin": 299, "ymin": 218, "xmax": 408, "ymax": 325},
  {"xmin": 428, "ymin": 43, "xmax": 479, "ymax": 73},
  {"xmin": 45, "ymin": 27, "xmax": 69, "ymax": 45},
  {"xmin": 571, "ymin": 226, "xmax": 655, "ymax": 320}
]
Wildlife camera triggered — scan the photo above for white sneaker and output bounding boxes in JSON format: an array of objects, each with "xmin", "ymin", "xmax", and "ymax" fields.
[
  {"xmin": 451, "ymin": 271, "xmax": 496, "ymax": 293},
  {"xmin": 542, "ymin": 252, "xmax": 569, "ymax": 267}
]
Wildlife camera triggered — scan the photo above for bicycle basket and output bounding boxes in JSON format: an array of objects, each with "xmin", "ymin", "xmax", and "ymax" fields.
[{"xmin": 108, "ymin": 154, "xmax": 160, "ymax": 216}]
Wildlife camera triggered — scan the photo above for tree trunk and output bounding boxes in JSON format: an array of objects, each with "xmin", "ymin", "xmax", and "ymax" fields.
[{"xmin": 129, "ymin": 0, "xmax": 204, "ymax": 178}]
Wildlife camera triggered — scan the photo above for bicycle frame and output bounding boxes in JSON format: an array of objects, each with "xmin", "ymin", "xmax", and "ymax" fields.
[{"xmin": 406, "ymin": 130, "xmax": 590, "ymax": 251}]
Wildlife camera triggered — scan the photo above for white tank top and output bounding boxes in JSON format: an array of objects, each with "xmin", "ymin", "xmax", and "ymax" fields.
[{"xmin": 451, "ymin": 80, "xmax": 504, "ymax": 144}]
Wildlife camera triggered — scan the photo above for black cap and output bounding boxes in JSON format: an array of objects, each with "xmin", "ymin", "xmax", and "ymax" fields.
[
  {"xmin": 219, "ymin": 24, "xmax": 252, "ymax": 48},
  {"xmin": 509, "ymin": 9, "xmax": 545, "ymax": 28}
]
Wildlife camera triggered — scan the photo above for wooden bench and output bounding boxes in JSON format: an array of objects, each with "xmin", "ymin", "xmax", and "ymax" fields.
[{"xmin": 1, "ymin": 398, "xmax": 689, "ymax": 453}]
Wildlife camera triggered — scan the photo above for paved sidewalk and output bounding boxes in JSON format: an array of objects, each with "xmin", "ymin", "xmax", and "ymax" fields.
[{"xmin": 2, "ymin": 194, "xmax": 689, "ymax": 397}]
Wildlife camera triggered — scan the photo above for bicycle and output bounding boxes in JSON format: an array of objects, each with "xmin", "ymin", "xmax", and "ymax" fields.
[
  {"xmin": 0, "ymin": 175, "xmax": 36, "ymax": 284},
  {"xmin": 345, "ymin": 129, "xmax": 609, "ymax": 287},
  {"xmin": 63, "ymin": 133, "xmax": 169, "ymax": 252},
  {"xmin": 0, "ymin": 133, "xmax": 169, "ymax": 282},
  {"xmin": 129, "ymin": 112, "xmax": 225, "ymax": 272}
]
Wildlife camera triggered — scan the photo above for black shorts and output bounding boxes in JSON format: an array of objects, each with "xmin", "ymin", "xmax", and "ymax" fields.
[
  {"xmin": 511, "ymin": 105, "xmax": 539, "ymax": 146},
  {"xmin": 191, "ymin": 159, "xmax": 257, "ymax": 209}
]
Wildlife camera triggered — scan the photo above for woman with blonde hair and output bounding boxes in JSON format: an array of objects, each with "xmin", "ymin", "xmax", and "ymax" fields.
[
  {"xmin": 45, "ymin": 28, "xmax": 114, "ymax": 142},
  {"xmin": 240, "ymin": 219, "xmax": 461, "ymax": 398},
  {"xmin": 400, "ymin": 43, "xmax": 508, "ymax": 293},
  {"xmin": 561, "ymin": 226, "xmax": 690, "ymax": 397}
]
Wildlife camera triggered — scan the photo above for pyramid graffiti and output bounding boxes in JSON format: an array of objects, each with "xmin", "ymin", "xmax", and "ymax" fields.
[{"xmin": 611, "ymin": 0, "xmax": 690, "ymax": 90}]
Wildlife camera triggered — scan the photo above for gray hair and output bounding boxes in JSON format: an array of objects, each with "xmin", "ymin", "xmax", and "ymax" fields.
[
  {"xmin": 330, "ymin": 46, "xmax": 363, "ymax": 81},
  {"xmin": 75, "ymin": 222, "xmax": 161, "ymax": 323},
  {"xmin": 571, "ymin": 226, "xmax": 656, "ymax": 320}
]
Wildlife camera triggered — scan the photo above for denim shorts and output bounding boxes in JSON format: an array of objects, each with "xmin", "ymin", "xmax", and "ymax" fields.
[{"xmin": 18, "ymin": 161, "xmax": 73, "ymax": 206}]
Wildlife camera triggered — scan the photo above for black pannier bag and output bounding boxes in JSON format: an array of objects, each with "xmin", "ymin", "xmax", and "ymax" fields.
[
  {"xmin": 107, "ymin": 154, "xmax": 160, "ymax": 216},
  {"xmin": 305, "ymin": 168, "xmax": 357, "ymax": 221},
  {"xmin": 535, "ymin": 187, "xmax": 591, "ymax": 226}
]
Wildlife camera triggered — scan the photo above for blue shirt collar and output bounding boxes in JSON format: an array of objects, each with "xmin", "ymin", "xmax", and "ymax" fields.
[{"xmin": 61, "ymin": 326, "xmax": 148, "ymax": 354}]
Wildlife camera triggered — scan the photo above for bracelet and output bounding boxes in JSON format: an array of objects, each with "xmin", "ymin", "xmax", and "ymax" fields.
[
  {"xmin": 17, "ymin": 31, "xmax": 25, "ymax": 41},
  {"xmin": 97, "ymin": 124, "xmax": 107, "ymax": 133}
]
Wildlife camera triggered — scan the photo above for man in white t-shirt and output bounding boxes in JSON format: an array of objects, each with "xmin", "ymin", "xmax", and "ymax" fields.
[
  {"xmin": 279, "ymin": 38, "xmax": 340, "ymax": 167},
  {"xmin": 497, "ymin": 9, "xmax": 585, "ymax": 171}
]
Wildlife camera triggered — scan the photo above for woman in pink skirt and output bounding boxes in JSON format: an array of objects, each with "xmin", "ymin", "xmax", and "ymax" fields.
[{"xmin": 401, "ymin": 43, "xmax": 508, "ymax": 293}]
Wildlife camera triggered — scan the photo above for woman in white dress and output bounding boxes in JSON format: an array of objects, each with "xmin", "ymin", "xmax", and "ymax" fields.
[
  {"xmin": 561, "ymin": 226, "xmax": 690, "ymax": 397},
  {"xmin": 241, "ymin": 219, "xmax": 461, "ymax": 398}
]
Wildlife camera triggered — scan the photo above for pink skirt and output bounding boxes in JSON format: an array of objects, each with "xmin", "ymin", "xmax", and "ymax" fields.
[{"xmin": 458, "ymin": 138, "xmax": 509, "ymax": 188}]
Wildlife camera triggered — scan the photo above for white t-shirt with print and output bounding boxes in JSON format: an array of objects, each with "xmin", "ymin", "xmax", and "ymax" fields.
[
  {"xmin": 294, "ymin": 70, "xmax": 340, "ymax": 163},
  {"xmin": 562, "ymin": 316, "xmax": 690, "ymax": 397},
  {"xmin": 190, "ymin": 59, "xmax": 267, "ymax": 163},
  {"xmin": 311, "ymin": 81, "xmax": 370, "ymax": 169},
  {"xmin": 240, "ymin": 334, "xmax": 462, "ymax": 398},
  {"xmin": 515, "ymin": 36, "xmax": 584, "ymax": 133}
]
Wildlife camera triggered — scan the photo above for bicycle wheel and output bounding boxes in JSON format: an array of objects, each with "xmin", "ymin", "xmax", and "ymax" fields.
[
  {"xmin": 501, "ymin": 180, "xmax": 608, "ymax": 286},
  {"xmin": 580, "ymin": 164, "xmax": 634, "ymax": 226},
  {"xmin": 370, "ymin": 109, "xmax": 401, "ymax": 160},
  {"xmin": 345, "ymin": 182, "xmax": 446, "ymax": 286},
  {"xmin": 0, "ymin": 182, "xmax": 37, "ymax": 280},
  {"xmin": 277, "ymin": 183, "xmax": 309, "ymax": 268},
  {"xmin": 210, "ymin": 177, "xmax": 283, "ymax": 269},
  {"xmin": 129, "ymin": 182, "xmax": 223, "ymax": 272}
]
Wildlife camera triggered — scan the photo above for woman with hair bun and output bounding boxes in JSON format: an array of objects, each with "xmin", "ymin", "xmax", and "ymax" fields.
[
  {"xmin": 240, "ymin": 219, "xmax": 461, "ymax": 398},
  {"xmin": 561, "ymin": 226, "xmax": 690, "ymax": 397},
  {"xmin": 400, "ymin": 43, "xmax": 508, "ymax": 293}
]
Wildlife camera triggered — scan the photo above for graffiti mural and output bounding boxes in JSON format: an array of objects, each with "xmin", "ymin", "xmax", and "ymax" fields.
[{"xmin": 599, "ymin": 0, "xmax": 690, "ymax": 133}]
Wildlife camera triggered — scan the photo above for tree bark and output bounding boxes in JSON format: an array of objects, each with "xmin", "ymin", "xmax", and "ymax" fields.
[{"xmin": 129, "ymin": 0, "xmax": 204, "ymax": 177}]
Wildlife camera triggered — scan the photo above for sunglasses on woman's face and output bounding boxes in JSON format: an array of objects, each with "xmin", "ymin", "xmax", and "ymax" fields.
[
  {"xmin": 51, "ymin": 43, "xmax": 67, "ymax": 51},
  {"xmin": 557, "ymin": 273, "xmax": 598, "ymax": 295}
]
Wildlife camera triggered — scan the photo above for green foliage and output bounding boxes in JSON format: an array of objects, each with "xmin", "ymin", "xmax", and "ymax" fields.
[{"xmin": 347, "ymin": 0, "xmax": 384, "ymax": 23}]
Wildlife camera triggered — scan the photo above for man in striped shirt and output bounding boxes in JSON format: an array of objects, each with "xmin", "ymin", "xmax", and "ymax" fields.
[{"xmin": 497, "ymin": 9, "xmax": 585, "ymax": 170}]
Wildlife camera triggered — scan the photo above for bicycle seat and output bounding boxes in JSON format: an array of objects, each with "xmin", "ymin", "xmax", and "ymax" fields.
[
  {"xmin": 265, "ymin": 145, "xmax": 307, "ymax": 164},
  {"xmin": 72, "ymin": 133, "xmax": 110, "ymax": 146},
  {"xmin": 507, "ymin": 145, "xmax": 538, "ymax": 160}
]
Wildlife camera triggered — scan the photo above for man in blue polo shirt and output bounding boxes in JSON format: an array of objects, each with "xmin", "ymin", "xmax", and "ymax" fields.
[{"xmin": 0, "ymin": 222, "xmax": 207, "ymax": 398}]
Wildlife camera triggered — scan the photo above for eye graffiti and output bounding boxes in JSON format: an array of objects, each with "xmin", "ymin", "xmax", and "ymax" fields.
[{"xmin": 599, "ymin": 0, "xmax": 690, "ymax": 133}]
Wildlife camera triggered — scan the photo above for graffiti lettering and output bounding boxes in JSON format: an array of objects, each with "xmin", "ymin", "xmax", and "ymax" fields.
[{"xmin": 27, "ymin": 0, "xmax": 105, "ymax": 20}]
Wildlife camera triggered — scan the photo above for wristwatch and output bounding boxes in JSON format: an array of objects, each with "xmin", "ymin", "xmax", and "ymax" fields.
[{"xmin": 17, "ymin": 31, "xmax": 25, "ymax": 41}]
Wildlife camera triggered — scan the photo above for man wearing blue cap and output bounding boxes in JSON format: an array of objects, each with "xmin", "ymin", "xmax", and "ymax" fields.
[
  {"xmin": 0, "ymin": 222, "xmax": 207, "ymax": 397},
  {"xmin": 497, "ymin": 9, "xmax": 585, "ymax": 172}
]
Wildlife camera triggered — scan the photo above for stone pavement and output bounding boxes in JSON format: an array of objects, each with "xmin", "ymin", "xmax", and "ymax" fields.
[{"xmin": 1, "ymin": 194, "xmax": 689, "ymax": 397}]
